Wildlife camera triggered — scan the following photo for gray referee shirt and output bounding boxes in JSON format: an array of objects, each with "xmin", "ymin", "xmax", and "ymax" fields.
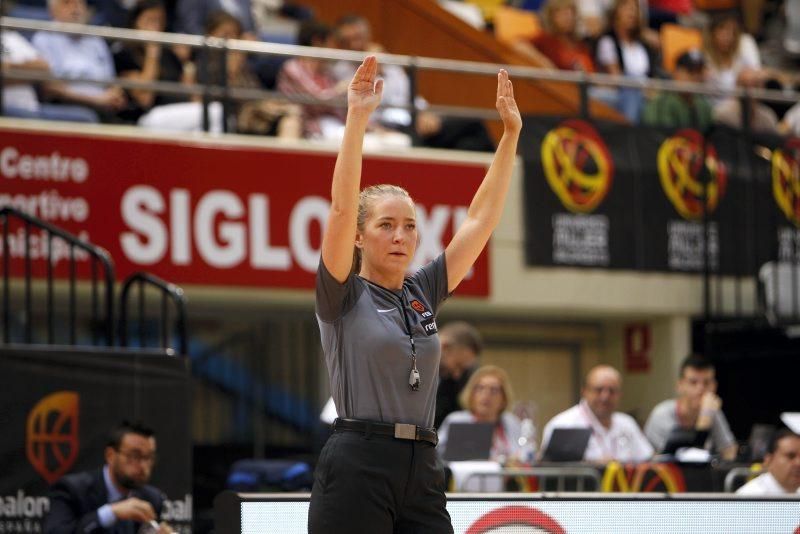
[{"xmin": 316, "ymin": 254, "xmax": 450, "ymax": 429}]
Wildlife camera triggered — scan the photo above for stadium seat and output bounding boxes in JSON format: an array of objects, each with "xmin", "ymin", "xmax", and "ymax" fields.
[
  {"xmin": 493, "ymin": 5, "xmax": 542, "ymax": 46},
  {"xmin": 660, "ymin": 23, "xmax": 703, "ymax": 73}
]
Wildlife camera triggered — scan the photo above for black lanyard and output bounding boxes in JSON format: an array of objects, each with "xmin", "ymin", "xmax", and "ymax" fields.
[{"xmin": 399, "ymin": 289, "xmax": 420, "ymax": 391}]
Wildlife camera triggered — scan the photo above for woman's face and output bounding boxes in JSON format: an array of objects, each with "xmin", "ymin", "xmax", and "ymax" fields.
[
  {"xmin": 551, "ymin": 6, "xmax": 576, "ymax": 35},
  {"xmin": 356, "ymin": 195, "xmax": 417, "ymax": 277},
  {"xmin": 615, "ymin": 0, "xmax": 639, "ymax": 32},
  {"xmin": 712, "ymin": 19, "xmax": 738, "ymax": 54},
  {"xmin": 471, "ymin": 374, "xmax": 505, "ymax": 422},
  {"xmin": 135, "ymin": 6, "xmax": 166, "ymax": 32}
]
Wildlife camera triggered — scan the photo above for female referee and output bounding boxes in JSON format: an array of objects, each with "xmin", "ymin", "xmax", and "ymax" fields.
[{"xmin": 310, "ymin": 55, "xmax": 521, "ymax": 533}]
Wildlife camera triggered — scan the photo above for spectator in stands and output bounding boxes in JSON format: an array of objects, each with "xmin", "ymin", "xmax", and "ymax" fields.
[
  {"xmin": 174, "ymin": 0, "xmax": 257, "ymax": 37},
  {"xmin": 642, "ymin": 49, "xmax": 713, "ymax": 131},
  {"xmin": 33, "ymin": 0, "xmax": 127, "ymax": 122},
  {"xmin": 437, "ymin": 365, "xmax": 530, "ymax": 463},
  {"xmin": 276, "ymin": 20, "xmax": 350, "ymax": 140},
  {"xmin": 541, "ymin": 365, "xmax": 654, "ymax": 463},
  {"xmin": 737, "ymin": 428, "xmax": 800, "ymax": 495},
  {"xmin": 644, "ymin": 354, "xmax": 738, "ymax": 460},
  {"xmin": 44, "ymin": 421, "xmax": 171, "ymax": 534},
  {"xmin": 112, "ymin": 0, "xmax": 193, "ymax": 123},
  {"xmin": 595, "ymin": 0, "xmax": 657, "ymax": 122},
  {"xmin": 331, "ymin": 14, "xmax": 494, "ymax": 151},
  {"xmin": 703, "ymin": 12, "xmax": 764, "ymax": 94},
  {"xmin": 512, "ymin": 0, "xmax": 596, "ymax": 72},
  {"xmin": 571, "ymin": 0, "xmax": 652, "ymax": 41},
  {"xmin": 435, "ymin": 321, "xmax": 483, "ymax": 428},
  {"xmin": 1, "ymin": 29, "xmax": 99, "ymax": 122},
  {"xmin": 198, "ymin": 11, "xmax": 301, "ymax": 136}
]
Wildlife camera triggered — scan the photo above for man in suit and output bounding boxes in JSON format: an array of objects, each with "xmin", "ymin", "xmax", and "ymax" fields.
[{"xmin": 44, "ymin": 421, "xmax": 171, "ymax": 534}]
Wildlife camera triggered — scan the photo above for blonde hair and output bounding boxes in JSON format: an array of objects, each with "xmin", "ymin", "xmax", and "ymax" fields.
[
  {"xmin": 352, "ymin": 184, "xmax": 414, "ymax": 275},
  {"xmin": 541, "ymin": 0, "xmax": 577, "ymax": 36},
  {"xmin": 459, "ymin": 365, "xmax": 514, "ymax": 414}
]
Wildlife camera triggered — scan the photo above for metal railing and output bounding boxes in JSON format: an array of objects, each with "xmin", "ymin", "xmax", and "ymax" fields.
[
  {"xmin": 3, "ymin": 17, "xmax": 800, "ymax": 123},
  {"xmin": 462, "ymin": 466, "xmax": 602, "ymax": 492},
  {"xmin": 0, "ymin": 206, "xmax": 115, "ymax": 345},
  {"xmin": 723, "ymin": 466, "xmax": 763, "ymax": 493},
  {"xmin": 119, "ymin": 271, "xmax": 188, "ymax": 355}
]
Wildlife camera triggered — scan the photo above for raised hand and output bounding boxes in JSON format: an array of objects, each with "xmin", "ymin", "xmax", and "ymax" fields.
[
  {"xmin": 348, "ymin": 55, "xmax": 384, "ymax": 117},
  {"xmin": 496, "ymin": 69, "xmax": 522, "ymax": 135}
]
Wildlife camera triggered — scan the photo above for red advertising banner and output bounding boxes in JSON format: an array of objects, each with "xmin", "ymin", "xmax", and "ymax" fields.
[{"xmin": 0, "ymin": 125, "xmax": 490, "ymax": 296}]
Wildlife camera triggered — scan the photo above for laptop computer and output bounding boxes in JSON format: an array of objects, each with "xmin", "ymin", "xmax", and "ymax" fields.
[
  {"xmin": 442, "ymin": 422, "xmax": 495, "ymax": 461},
  {"xmin": 541, "ymin": 427, "xmax": 592, "ymax": 462}
]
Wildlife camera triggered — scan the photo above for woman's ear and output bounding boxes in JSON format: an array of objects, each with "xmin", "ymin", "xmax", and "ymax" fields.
[{"xmin": 355, "ymin": 232, "xmax": 364, "ymax": 249}]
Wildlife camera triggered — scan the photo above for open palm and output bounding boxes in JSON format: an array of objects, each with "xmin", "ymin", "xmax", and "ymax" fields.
[
  {"xmin": 348, "ymin": 55, "xmax": 384, "ymax": 115},
  {"xmin": 496, "ymin": 69, "xmax": 522, "ymax": 134}
]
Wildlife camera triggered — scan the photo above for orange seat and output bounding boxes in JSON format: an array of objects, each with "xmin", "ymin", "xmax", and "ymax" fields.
[
  {"xmin": 660, "ymin": 23, "xmax": 703, "ymax": 73},
  {"xmin": 493, "ymin": 5, "xmax": 542, "ymax": 46}
]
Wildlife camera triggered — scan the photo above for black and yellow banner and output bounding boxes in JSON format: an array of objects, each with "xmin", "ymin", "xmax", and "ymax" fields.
[{"xmin": 522, "ymin": 117, "xmax": 800, "ymax": 273}]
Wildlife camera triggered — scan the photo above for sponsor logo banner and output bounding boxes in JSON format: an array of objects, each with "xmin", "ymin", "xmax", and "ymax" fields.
[
  {"xmin": 523, "ymin": 118, "xmax": 794, "ymax": 274},
  {"xmin": 0, "ymin": 128, "xmax": 490, "ymax": 296}
]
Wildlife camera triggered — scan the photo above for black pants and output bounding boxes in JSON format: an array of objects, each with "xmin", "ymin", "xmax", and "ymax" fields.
[{"xmin": 308, "ymin": 429, "xmax": 453, "ymax": 533}]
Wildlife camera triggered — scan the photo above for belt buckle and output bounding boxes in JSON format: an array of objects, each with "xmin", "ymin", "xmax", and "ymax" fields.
[{"xmin": 394, "ymin": 423, "xmax": 417, "ymax": 440}]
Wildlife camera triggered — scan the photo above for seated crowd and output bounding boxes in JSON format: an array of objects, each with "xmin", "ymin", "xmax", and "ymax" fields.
[
  {"xmin": 433, "ymin": 324, "xmax": 799, "ymax": 496},
  {"xmin": 1, "ymin": 0, "xmax": 494, "ymax": 149},
  {"xmin": 4, "ymin": 0, "xmax": 800, "ymax": 141}
]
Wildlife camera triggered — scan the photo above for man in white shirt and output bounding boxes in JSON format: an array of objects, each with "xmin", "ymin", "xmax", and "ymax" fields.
[
  {"xmin": 541, "ymin": 365, "xmax": 653, "ymax": 463},
  {"xmin": 737, "ymin": 429, "xmax": 800, "ymax": 495},
  {"xmin": 32, "ymin": 0, "xmax": 127, "ymax": 120}
]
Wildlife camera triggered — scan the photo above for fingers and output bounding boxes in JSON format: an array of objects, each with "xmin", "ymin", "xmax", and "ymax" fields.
[
  {"xmin": 354, "ymin": 55, "xmax": 378, "ymax": 82},
  {"xmin": 374, "ymin": 77, "xmax": 384, "ymax": 98}
]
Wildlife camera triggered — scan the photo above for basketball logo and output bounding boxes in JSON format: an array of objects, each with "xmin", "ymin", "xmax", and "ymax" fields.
[
  {"xmin": 772, "ymin": 139, "xmax": 800, "ymax": 227},
  {"xmin": 658, "ymin": 129, "xmax": 727, "ymax": 220},
  {"xmin": 601, "ymin": 461, "xmax": 686, "ymax": 493},
  {"xmin": 541, "ymin": 119, "xmax": 614, "ymax": 213},
  {"xmin": 26, "ymin": 391, "xmax": 80, "ymax": 485}
]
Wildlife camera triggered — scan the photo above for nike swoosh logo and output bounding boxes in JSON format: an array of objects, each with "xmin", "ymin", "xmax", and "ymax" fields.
[{"xmin": 376, "ymin": 308, "xmax": 396, "ymax": 313}]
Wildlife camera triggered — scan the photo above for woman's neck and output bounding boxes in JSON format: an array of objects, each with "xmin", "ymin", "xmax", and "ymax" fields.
[{"xmin": 359, "ymin": 266, "xmax": 405, "ymax": 291}]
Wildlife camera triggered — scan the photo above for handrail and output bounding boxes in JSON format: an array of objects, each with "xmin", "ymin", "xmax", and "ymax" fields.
[
  {"xmin": 3, "ymin": 16, "xmax": 800, "ymax": 105},
  {"xmin": 119, "ymin": 271, "xmax": 188, "ymax": 355},
  {"xmin": 0, "ymin": 206, "xmax": 115, "ymax": 346},
  {"xmin": 723, "ymin": 466, "xmax": 762, "ymax": 493},
  {"xmin": 462, "ymin": 466, "xmax": 602, "ymax": 492}
]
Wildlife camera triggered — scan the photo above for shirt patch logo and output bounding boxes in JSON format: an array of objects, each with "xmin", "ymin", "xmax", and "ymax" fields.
[
  {"xmin": 421, "ymin": 317, "xmax": 438, "ymax": 336},
  {"xmin": 410, "ymin": 300, "xmax": 432, "ymax": 318}
]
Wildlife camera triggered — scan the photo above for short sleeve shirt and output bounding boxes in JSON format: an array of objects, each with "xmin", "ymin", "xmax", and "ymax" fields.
[
  {"xmin": 541, "ymin": 401, "xmax": 654, "ymax": 463},
  {"xmin": 644, "ymin": 399, "xmax": 736, "ymax": 453},
  {"xmin": 32, "ymin": 32, "xmax": 115, "ymax": 96},
  {"xmin": 316, "ymin": 254, "xmax": 449, "ymax": 429}
]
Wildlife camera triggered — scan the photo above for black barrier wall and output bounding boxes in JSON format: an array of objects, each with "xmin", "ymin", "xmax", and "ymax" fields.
[
  {"xmin": 522, "ymin": 118, "xmax": 800, "ymax": 277},
  {"xmin": 0, "ymin": 346, "xmax": 192, "ymax": 533}
]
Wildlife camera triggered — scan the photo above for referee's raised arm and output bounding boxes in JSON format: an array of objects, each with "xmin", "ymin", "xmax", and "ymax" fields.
[{"xmin": 321, "ymin": 55, "xmax": 384, "ymax": 283}]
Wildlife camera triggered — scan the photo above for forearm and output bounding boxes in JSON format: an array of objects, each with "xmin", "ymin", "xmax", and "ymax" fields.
[
  {"xmin": 321, "ymin": 108, "xmax": 370, "ymax": 274},
  {"xmin": 330, "ymin": 109, "xmax": 370, "ymax": 211},
  {"xmin": 465, "ymin": 129, "xmax": 519, "ymax": 228},
  {"xmin": 43, "ymin": 82, "xmax": 102, "ymax": 107}
]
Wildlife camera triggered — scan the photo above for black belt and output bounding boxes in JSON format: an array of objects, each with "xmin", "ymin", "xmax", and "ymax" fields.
[{"xmin": 333, "ymin": 418, "xmax": 438, "ymax": 446}]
